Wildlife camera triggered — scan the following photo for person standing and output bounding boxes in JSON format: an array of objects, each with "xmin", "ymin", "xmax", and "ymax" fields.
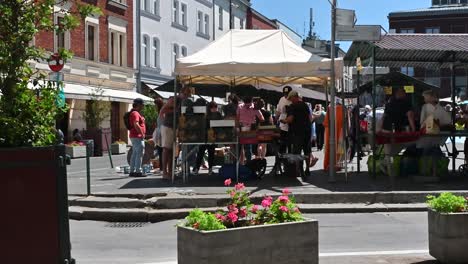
[
  {"xmin": 275, "ymin": 86, "xmax": 293, "ymax": 153},
  {"xmin": 280, "ymin": 91, "xmax": 318, "ymax": 177},
  {"xmin": 313, "ymin": 104, "xmax": 326, "ymax": 150},
  {"xmin": 237, "ymin": 96, "xmax": 264, "ymax": 164},
  {"xmin": 255, "ymin": 98, "xmax": 273, "ymax": 159},
  {"xmin": 193, "ymin": 101, "xmax": 223, "ymax": 175},
  {"xmin": 129, "ymin": 98, "xmax": 146, "ymax": 177}
]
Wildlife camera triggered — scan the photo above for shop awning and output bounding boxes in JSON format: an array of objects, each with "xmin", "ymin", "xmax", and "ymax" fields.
[
  {"xmin": 152, "ymin": 90, "xmax": 227, "ymax": 105},
  {"xmin": 63, "ymin": 83, "xmax": 154, "ymax": 104}
]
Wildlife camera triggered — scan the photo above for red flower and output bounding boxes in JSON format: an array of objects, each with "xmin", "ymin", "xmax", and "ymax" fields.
[
  {"xmin": 282, "ymin": 188, "xmax": 291, "ymax": 195},
  {"xmin": 215, "ymin": 213, "xmax": 226, "ymax": 222},
  {"xmin": 261, "ymin": 198, "xmax": 272, "ymax": 208},
  {"xmin": 294, "ymin": 207, "xmax": 300, "ymax": 213},
  {"xmin": 227, "ymin": 212, "xmax": 238, "ymax": 223},
  {"xmin": 230, "ymin": 191, "xmax": 236, "ymax": 197},
  {"xmin": 235, "ymin": 183, "xmax": 245, "ymax": 190},
  {"xmin": 251, "ymin": 205, "xmax": 259, "ymax": 213},
  {"xmin": 278, "ymin": 196, "xmax": 289, "ymax": 203},
  {"xmin": 239, "ymin": 208, "xmax": 247, "ymax": 218},
  {"xmin": 228, "ymin": 204, "xmax": 239, "ymax": 214},
  {"xmin": 279, "ymin": 206, "xmax": 289, "ymax": 212},
  {"xmin": 193, "ymin": 222, "xmax": 200, "ymax": 229},
  {"xmin": 224, "ymin": 179, "xmax": 232, "ymax": 186}
]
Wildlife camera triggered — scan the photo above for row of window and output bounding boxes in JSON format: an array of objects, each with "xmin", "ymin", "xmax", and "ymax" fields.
[
  {"xmin": 432, "ymin": 0, "xmax": 468, "ymax": 5},
  {"xmin": 395, "ymin": 25, "xmax": 467, "ymax": 34},
  {"xmin": 398, "ymin": 27, "xmax": 440, "ymax": 34},
  {"xmin": 141, "ymin": 35, "xmax": 187, "ymax": 70},
  {"xmin": 55, "ymin": 18, "xmax": 127, "ymax": 67}
]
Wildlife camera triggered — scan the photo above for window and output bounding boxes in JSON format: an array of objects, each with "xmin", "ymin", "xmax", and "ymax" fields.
[
  {"xmin": 142, "ymin": 0, "xmax": 148, "ymax": 11},
  {"xmin": 142, "ymin": 35, "xmax": 149, "ymax": 66},
  {"xmin": 109, "ymin": 31, "xmax": 126, "ymax": 67},
  {"xmin": 181, "ymin": 3, "xmax": 187, "ymax": 26},
  {"xmin": 152, "ymin": 38, "xmax": 160, "ymax": 68},
  {"xmin": 153, "ymin": 0, "xmax": 160, "ymax": 15},
  {"xmin": 56, "ymin": 17, "xmax": 65, "ymax": 51},
  {"xmin": 450, "ymin": 0, "xmax": 458, "ymax": 4},
  {"xmin": 400, "ymin": 28, "xmax": 415, "ymax": 33},
  {"xmin": 425, "ymin": 68, "xmax": 440, "ymax": 87},
  {"xmin": 197, "ymin": 11, "xmax": 203, "ymax": 33},
  {"xmin": 441, "ymin": 0, "xmax": 448, "ymax": 4},
  {"xmin": 218, "ymin": 6, "xmax": 223, "ymax": 30},
  {"xmin": 461, "ymin": 0, "xmax": 468, "ymax": 4},
  {"xmin": 240, "ymin": 19, "xmax": 244, "ymax": 29},
  {"xmin": 181, "ymin": 46, "xmax": 187, "ymax": 57},
  {"xmin": 401, "ymin": 66, "xmax": 414, "ymax": 77},
  {"xmin": 451, "ymin": 25, "xmax": 466, "ymax": 33},
  {"xmin": 432, "ymin": 0, "xmax": 440, "ymax": 5},
  {"xmin": 173, "ymin": 43, "xmax": 179, "ymax": 71},
  {"xmin": 204, "ymin": 14, "xmax": 210, "ymax": 36},
  {"xmin": 86, "ymin": 24, "xmax": 98, "ymax": 61},
  {"xmin": 172, "ymin": 0, "xmax": 179, "ymax": 24},
  {"xmin": 425, "ymin": 27, "xmax": 440, "ymax": 34}
]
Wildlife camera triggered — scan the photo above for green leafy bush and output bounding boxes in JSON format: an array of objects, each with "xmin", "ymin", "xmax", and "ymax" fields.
[
  {"xmin": 184, "ymin": 209, "xmax": 226, "ymax": 231},
  {"xmin": 427, "ymin": 192, "xmax": 467, "ymax": 213}
]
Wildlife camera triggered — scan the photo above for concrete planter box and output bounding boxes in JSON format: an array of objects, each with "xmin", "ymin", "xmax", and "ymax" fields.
[
  {"xmin": 428, "ymin": 209, "xmax": 468, "ymax": 264},
  {"xmin": 111, "ymin": 143, "xmax": 127, "ymax": 154},
  {"xmin": 65, "ymin": 145, "xmax": 87, "ymax": 158},
  {"xmin": 178, "ymin": 219, "xmax": 318, "ymax": 264}
]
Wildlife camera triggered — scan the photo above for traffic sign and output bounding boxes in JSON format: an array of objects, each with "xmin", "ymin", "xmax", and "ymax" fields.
[
  {"xmin": 336, "ymin": 25, "xmax": 381, "ymax": 41},
  {"xmin": 49, "ymin": 72, "xmax": 64, "ymax": 82},
  {"xmin": 336, "ymin": 9, "xmax": 356, "ymax": 27},
  {"xmin": 48, "ymin": 53, "xmax": 64, "ymax": 72}
]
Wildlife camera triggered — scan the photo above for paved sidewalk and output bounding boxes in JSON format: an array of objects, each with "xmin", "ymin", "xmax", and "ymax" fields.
[{"xmin": 67, "ymin": 148, "xmax": 468, "ymax": 196}]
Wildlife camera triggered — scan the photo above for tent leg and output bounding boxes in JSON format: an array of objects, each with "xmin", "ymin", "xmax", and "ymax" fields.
[
  {"xmin": 356, "ymin": 68, "xmax": 361, "ymax": 173},
  {"xmin": 372, "ymin": 45, "xmax": 377, "ymax": 181},
  {"xmin": 451, "ymin": 64, "xmax": 456, "ymax": 175}
]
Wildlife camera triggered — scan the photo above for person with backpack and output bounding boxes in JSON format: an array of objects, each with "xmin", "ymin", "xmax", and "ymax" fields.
[{"xmin": 125, "ymin": 98, "xmax": 146, "ymax": 177}]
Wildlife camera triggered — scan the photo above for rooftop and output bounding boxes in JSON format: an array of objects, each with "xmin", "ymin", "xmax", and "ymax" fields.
[{"xmin": 389, "ymin": 5, "xmax": 468, "ymax": 17}]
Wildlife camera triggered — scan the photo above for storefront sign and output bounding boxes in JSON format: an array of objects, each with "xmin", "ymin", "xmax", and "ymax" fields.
[{"xmin": 404, "ymin": 85, "xmax": 415, "ymax": 93}]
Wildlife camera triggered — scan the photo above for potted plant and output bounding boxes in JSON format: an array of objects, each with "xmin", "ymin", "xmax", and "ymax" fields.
[
  {"xmin": 178, "ymin": 180, "xmax": 319, "ymax": 264},
  {"xmin": 111, "ymin": 140, "xmax": 127, "ymax": 155},
  {"xmin": 0, "ymin": 1, "xmax": 101, "ymax": 263},
  {"xmin": 427, "ymin": 192, "xmax": 468, "ymax": 264},
  {"xmin": 65, "ymin": 141, "xmax": 87, "ymax": 158}
]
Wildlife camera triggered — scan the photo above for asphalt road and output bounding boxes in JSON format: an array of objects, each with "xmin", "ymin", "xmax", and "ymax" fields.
[{"xmin": 70, "ymin": 212, "xmax": 436, "ymax": 264}]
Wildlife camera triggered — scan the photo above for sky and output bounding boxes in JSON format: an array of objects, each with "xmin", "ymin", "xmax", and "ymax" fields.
[{"xmin": 251, "ymin": 0, "xmax": 430, "ymax": 50}]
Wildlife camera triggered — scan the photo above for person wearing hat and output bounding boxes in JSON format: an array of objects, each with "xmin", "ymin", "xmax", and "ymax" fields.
[
  {"xmin": 275, "ymin": 86, "xmax": 293, "ymax": 153},
  {"xmin": 129, "ymin": 98, "xmax": 146, "ymax": 177},
  {"xmin": 280, "ymin": 91, "xmax": 318, "ymax": 176}
]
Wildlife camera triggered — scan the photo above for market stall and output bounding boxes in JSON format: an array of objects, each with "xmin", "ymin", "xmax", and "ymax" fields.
[
  {"xmin": 344, "ymin": 34, "xmax": 468, "ymax": 185},
  {"xmin": 172, "ymin": 29, "xmax": 343, "ymax": 183}
]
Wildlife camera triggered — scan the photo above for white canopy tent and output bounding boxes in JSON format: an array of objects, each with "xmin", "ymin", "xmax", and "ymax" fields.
[{"xmin": 175, "ymin": 30, "xmax": 342, "ymax": 86}]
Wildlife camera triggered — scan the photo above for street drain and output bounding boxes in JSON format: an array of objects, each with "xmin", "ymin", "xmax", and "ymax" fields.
[{"xmin": 105, "ymin": 222, "xmax": 148, "ymax": 228}]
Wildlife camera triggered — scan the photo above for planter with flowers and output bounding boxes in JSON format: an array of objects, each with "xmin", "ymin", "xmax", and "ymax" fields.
[
  {"xmin": 177, "ymin": 180, "xmax": 318, "ymax": 264},
  {"xmin": 427, "ymin": 192, "xmax": 468, "ymax": 264},
  {"xmin": 65, "ymin": 141, "xmax": 87, "ymax": 158},
  {"xmin": 111, "ymin": 140, "xmax": 127, "ymax": 155}
]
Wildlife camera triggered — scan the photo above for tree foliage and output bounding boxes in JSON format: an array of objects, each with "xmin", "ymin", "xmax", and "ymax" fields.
[{"xmin": 0, "ymin": 0, "xmax": 101, "ymax": 147}]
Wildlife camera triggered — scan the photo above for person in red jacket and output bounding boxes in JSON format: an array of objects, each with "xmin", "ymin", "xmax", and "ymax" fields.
[{"xmin": 129, "ymin": 98, "xmax": 146, "ymax": 177}]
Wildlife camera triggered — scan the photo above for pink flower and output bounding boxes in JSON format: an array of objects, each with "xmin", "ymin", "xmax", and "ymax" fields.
[
  {"xmin": 278, "ymin": 196, "xmax": 289, "ymax": 203},
  {"xmin": 224, "ymin": 179, "xmax": 232, "ymax": 186},
  {"xmin": 282, "ymin": 188, "xmax": 291, "ymax": 195},
  {"xmin": 193, "ymin": 222, "xmax": 200, "ymax": 229},
  {"xmin": 294, "ymin": 207, "xmax": 300, "ymax": 213},
  {"xmin": 279, "ymin": 206, "xmax": 289, "ymax": 212},
  {"xmin": 261, "ymin": 198, "xmax": 272, "ymax": 208},
  {"xmin": 230, "ymin": 191, "xmax": 236, "ymax": 197},
  {"xmin": 235, "ymin": 183, "xmax": 245, "ymax": 190},
  {"xmin": 239, "ymin": 208, "xmax": 247, "ymax": 218},
  {"xmin": 227, "ymin": 212, "xmax": 238, "ymax": 223},
  {"xmin": 215, "ymin": 213, "xmax": 226, "ymax": 222},
  {"xmin": 251, "ymin": 205, "xmax": 259, "ymax": 213},
  {"xmin": 228, "ymin": 204, "xmax": 239, "ymax": 214}
]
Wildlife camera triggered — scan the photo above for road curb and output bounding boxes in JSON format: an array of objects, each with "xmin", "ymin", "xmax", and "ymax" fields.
[{"xmin": 69, "ymin": 203, "xmax": 428, "ymax": 222}]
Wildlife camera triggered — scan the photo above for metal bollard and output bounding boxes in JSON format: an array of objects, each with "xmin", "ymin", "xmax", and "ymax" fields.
[{"xmin": 86, "ymin": 141, "xmax": 91, "ymax": 196}]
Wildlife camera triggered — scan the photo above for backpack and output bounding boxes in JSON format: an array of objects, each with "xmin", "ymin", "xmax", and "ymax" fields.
[{"xmin": 123, "ymin": 109, "xmax": 136, "ymax": 130}]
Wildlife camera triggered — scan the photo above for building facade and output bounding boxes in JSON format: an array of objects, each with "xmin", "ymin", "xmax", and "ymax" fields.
[
  {"xmin": 34, "ymin": 0, "xmax": 139, "ymax": 143},
  {"xmin": 388, "ymin": 0, "xmax": 468, "ymax": 98},
  {"xmin": 139, "ymin": 0, "xmax": 250, "ymax": 89},
  {"xmin": 246, "ymin": 8, "xmax": 277, "ymax": 30}
]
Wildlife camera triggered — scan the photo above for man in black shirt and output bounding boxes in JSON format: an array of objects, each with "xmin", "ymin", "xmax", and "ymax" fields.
[{"xmin": 280, "ymin": 91, "xmax": 318, "ymax": 176}]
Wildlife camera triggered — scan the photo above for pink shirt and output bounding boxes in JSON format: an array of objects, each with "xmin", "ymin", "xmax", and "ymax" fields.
[
  {"xmin": 237, "ymin": 103, "xmax": 263, "ymax": 128},
  {"xmin": 129, "ymin": 111, "xmax": 146, "ymax": 138}
]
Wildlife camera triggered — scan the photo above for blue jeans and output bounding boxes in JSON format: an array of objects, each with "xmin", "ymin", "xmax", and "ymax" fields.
[{"xmin": 130, "ymin": 137, "xmax": 145, "ymax": 173}]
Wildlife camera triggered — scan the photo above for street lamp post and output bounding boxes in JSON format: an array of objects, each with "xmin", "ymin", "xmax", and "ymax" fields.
[
  {"xmin": 229, "ymin": 0, "xmax": 233, "ymax": 30},
  {"xmin": 328, "ymin": 0, "xmax": 337, "ymax": 182}
]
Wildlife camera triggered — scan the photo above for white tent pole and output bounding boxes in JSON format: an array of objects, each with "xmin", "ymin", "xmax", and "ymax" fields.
[
  {"xmin": 172, "ymin": 77, "xmax": 177, "ymax": 183},
  {"xmin": 329, "ymin": 0, "xmax": 337, "ymax": 182}
]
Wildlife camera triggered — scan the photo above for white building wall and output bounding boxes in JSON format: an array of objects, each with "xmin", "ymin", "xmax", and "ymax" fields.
[
  {"xmin": 213, "ymin": 0, "xmax": 249, "ymax": 39},
  {"xmin": 140, "ymin": 0, "xmax": 214, "ymax": 85}
]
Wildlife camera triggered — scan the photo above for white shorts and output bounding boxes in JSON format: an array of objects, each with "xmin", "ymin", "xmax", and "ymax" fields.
[{"xmin": 161, "ymin": 125, "xmax": 174, "ymax": 149}]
